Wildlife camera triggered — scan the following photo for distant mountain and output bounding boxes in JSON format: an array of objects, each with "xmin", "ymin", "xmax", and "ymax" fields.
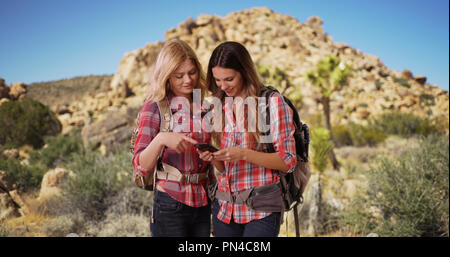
[{"xmin": 25, "ymin": 75, "xmax": 112, "ymax": 111}]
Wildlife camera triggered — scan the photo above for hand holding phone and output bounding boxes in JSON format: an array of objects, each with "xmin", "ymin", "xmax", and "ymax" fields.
[{"xmin": 194, "ymin": 143, "xmax": 219, "ymax": 153}]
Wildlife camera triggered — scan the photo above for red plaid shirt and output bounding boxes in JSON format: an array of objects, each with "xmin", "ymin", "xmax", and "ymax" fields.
[
  {"xmin": 132, "ymin": 91, "xmax": 215, "ymax": 207},
  {"xmin": 216, "ymin": 92, "xmax": 297, "ymax": 224}
]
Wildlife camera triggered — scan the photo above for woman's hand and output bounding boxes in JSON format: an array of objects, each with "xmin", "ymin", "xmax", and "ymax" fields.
[
  {"xmin": 197, "ymin": 149, "xmax": 214, "ymax": 162},
  {"xmin": 197, "ymin": 148, "xmax": 226, "ymax": 173},
  {"xmin": 213, "ymin": 147, "xmax": 247, "ymax": 162},
  {"xmin": 156, "ymin": 132, "xmax": 198, "ymax": 154}
]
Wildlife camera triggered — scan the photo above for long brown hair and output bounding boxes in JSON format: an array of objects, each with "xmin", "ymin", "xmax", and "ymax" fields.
[{"xmin": 206, "ymin": 41, "xmax": 264, "ymax": 147}]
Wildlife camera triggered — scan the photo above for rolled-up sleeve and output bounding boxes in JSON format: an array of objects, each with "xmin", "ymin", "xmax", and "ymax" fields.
[
  {"xmin": 132, "ymin": 101, "xmax": 160, "ymax": 176},
  {"xmin": 269, "ymin": 93, "xmax": 297, "ymax": 173}
]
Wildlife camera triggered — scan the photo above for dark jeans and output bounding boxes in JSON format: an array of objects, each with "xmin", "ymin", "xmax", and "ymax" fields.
[
  {"xmin": 212, "ymin": 199, "xmax": 281, "ymax": 237},
  {"xmin": 150, "ymin": 190, "xmax": 211, "ymax": 237}
]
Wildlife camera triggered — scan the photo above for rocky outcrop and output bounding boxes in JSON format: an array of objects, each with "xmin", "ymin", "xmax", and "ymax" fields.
[
  {"xmin": 9, "ymin": 82, "xmax": 28, "ymax": 100},
  {"xmin": 0, "ymin": 78, "xmax": 28, "ymax": 101},
  {"xmin": 110, "ymin": 42, "xmax": 164, "ymax": 97},
  {"xmin": 81, "ymin": 106, "xmax": 140, "ymax": 154},
  {"xmin": 108, "ymin": 7, "xmax": 448, "ymax": 125}
]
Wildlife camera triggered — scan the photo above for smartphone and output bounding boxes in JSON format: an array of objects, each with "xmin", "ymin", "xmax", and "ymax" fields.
[{"xmin": 194, "ymin": 143, "xmax": 219, "ymax": 152}]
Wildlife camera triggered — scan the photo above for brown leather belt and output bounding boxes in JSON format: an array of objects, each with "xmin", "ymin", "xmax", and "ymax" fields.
[{"xmin": 155, "ymin": 163, "xmax": 208, "ymax": 184}]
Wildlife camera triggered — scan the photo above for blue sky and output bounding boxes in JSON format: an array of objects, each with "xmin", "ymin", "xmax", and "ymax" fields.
[{"xmin": 1, "ymin": 0, "xmax": 449, "ymax": 91}]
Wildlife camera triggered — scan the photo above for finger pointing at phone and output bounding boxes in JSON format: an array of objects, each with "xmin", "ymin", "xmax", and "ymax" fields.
[{"xmin": 156, "ymin": 132, "xmax": 198, "ymax": 154}]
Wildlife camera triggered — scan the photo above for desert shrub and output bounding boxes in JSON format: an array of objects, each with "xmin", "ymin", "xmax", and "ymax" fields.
[
  {"xmin": 348, "ymin": 122, "xmax": 387, "ymax": 147},
  {"xmin": 332, "ymin": 124, "xmax": 353, "ymax": 147},
  {"xmin": 0, "ymin": 98, "xmax": 61, "ymax": 149},
  {"xmin": 104, "ymin": 186, "xmax": 153, "ymax": 217},
  {"xmin": 339, "ymin": 135, "xmax": 449, "ymax": 236},
  {"xmin": 29, "ymin": 131, "xmax": 83, "ymax": 169},
  {"xmin": 392, "ymin": 76, "xmax": 411, "ymax": 88},
  {"xmin": 82, "ymin": 213, "xmax": 150, "ymax": 237},
  {"xmin": 62, "ymin": 143, "xmax": 132, "ymax": 220},
  {"xmin": 41, "ymin": 214, "xmax": 85, "ymax": 237},
  {"xmin": 370, "ymin": 111, "xmax": 442, "ymax": 138},
  {"xmin": 0, "ymin": 158, "xmax": 46, "ymax": 191},
  {"xmin": 332, "ymin": 122, "xmax": 387, "ymax": 147}
]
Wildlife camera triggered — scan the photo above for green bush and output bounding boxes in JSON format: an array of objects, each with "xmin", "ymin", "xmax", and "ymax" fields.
[
  {"xmin": 0, "ymin": 98, "xmax": 61, "ymax": 148},
  {"xmin": 392, "ymin": 76, "xmax": 411, "ymax": 88},
  {"xmin": 29, "ymin": 131, "xmax": 83, "ymax": 169},
  {"xmin": 339, "ymin": 135, "xmax": 449, "ymax": 236},
  {"xmin": 370, "ymin": 111, "xmax": 442, "ymax": 138},
  {"xmin": 62, "ymin": 144, "xmax": 133, "ymax": 220},
  {"xmin": 0, "ymin": 158, "xmax": 46, "ymax": 191},
  {"xmin": 332, "ymin": 124, "xmax": 353, "ymax": 147},
  {"xmin": 348, "ymin": 123, "xmax": 388, "ymax": 147},
  {"xmin": 332, "ymin": 123, "xmax": 387, "ymax": 147}
]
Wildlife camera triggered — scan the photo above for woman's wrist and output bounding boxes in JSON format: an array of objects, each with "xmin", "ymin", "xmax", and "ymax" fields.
[
  {"xmin": 153, "ymin": 132, "xmax": 166, "ymax": 148},
  {"xmin": 241, "ymin": 147, "xmax": 249, "ymax": 161}
]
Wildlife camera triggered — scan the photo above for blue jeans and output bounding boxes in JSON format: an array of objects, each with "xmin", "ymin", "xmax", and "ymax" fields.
[
  {"xmin": 212, "ymin": 199, "xmax": 281, "ymax": 237},
  {"xmin": 150, "ymin": 190, "xmax": 211, "ymax": 237}
]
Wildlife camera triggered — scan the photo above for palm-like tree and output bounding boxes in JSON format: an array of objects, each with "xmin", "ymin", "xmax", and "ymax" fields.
[{"xmin": 305, "ymin": 55, "xmax": 352, "ymax": 170}]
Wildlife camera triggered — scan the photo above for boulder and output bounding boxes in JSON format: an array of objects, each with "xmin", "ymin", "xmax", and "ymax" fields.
[
  {"xmin": 2, "ymin": 149, "xmax": 19, "ymax": 159},
  {"xmin": 401, "ymin": 69, "xmax": 413, "ymax": 80},
  {"xmin": 81, "ymin": 107, "xmax": 139, "ymax": 154},
  {"xmin": 9, "ymin": 82, "xmax": 27, "ymax": 100},
  {"xmin": 38, "ymin": 167, "xmax": 75, "ymax": 200},
  {"xmin": 414, "ymin": 75, "xmax": 427, "ymax": 85},
  {"xmin": 305, "ymin": 16, "xmax": 323, "ymax": 34}
]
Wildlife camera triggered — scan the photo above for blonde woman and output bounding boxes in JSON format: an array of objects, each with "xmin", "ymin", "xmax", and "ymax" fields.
[{"xmin": 132, "ymin": 39, "xmax": 215, "ymax": 237}]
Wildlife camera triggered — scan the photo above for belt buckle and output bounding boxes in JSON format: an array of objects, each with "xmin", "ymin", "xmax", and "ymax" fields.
[{"xmin": 186, "ymin": 174, "xmax": 199, "ymax": 184}]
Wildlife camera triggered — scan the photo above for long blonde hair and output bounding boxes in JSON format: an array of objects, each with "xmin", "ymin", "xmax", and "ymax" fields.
[{"xmin": 146, "ymin": 39, "xmax": 206, "ymax": 102}]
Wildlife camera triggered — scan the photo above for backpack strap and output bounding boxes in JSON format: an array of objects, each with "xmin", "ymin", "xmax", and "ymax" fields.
[
  {"xmin": 157, "ymin": 98, "xmax": 173, "ymax": 132},
  {"xmin": 154, "ymin": 97, "xmax": 208, "ymax": 183}
]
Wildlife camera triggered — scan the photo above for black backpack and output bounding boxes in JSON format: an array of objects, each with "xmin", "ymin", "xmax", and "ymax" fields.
[{"xmin": 259, "ymin": 85, "xmax": 311, "ymax": 236}]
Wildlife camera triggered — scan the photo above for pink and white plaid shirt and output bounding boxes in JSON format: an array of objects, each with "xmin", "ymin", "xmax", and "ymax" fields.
[
  {"xmin": 132, "ymin": 91, "xmax": 216, "ymax": 207},
  {"xmin": 215, "ymin": 92, "xmax": 297, "ymax": 224}
]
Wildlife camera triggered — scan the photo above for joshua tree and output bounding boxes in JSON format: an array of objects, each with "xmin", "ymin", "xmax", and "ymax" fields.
[
  {"xmin": 309, "ymin": 127, "xmax": 333, "ymax": 236},
  {"xmin": 305, "ymin": 55, "xmax": 352, "ymax": 170}
]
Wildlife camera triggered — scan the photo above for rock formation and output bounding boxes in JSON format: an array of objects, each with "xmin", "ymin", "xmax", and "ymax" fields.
[{"xmin": 109, "ymin": 7, "xmax": 448, "ymax": 126}]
